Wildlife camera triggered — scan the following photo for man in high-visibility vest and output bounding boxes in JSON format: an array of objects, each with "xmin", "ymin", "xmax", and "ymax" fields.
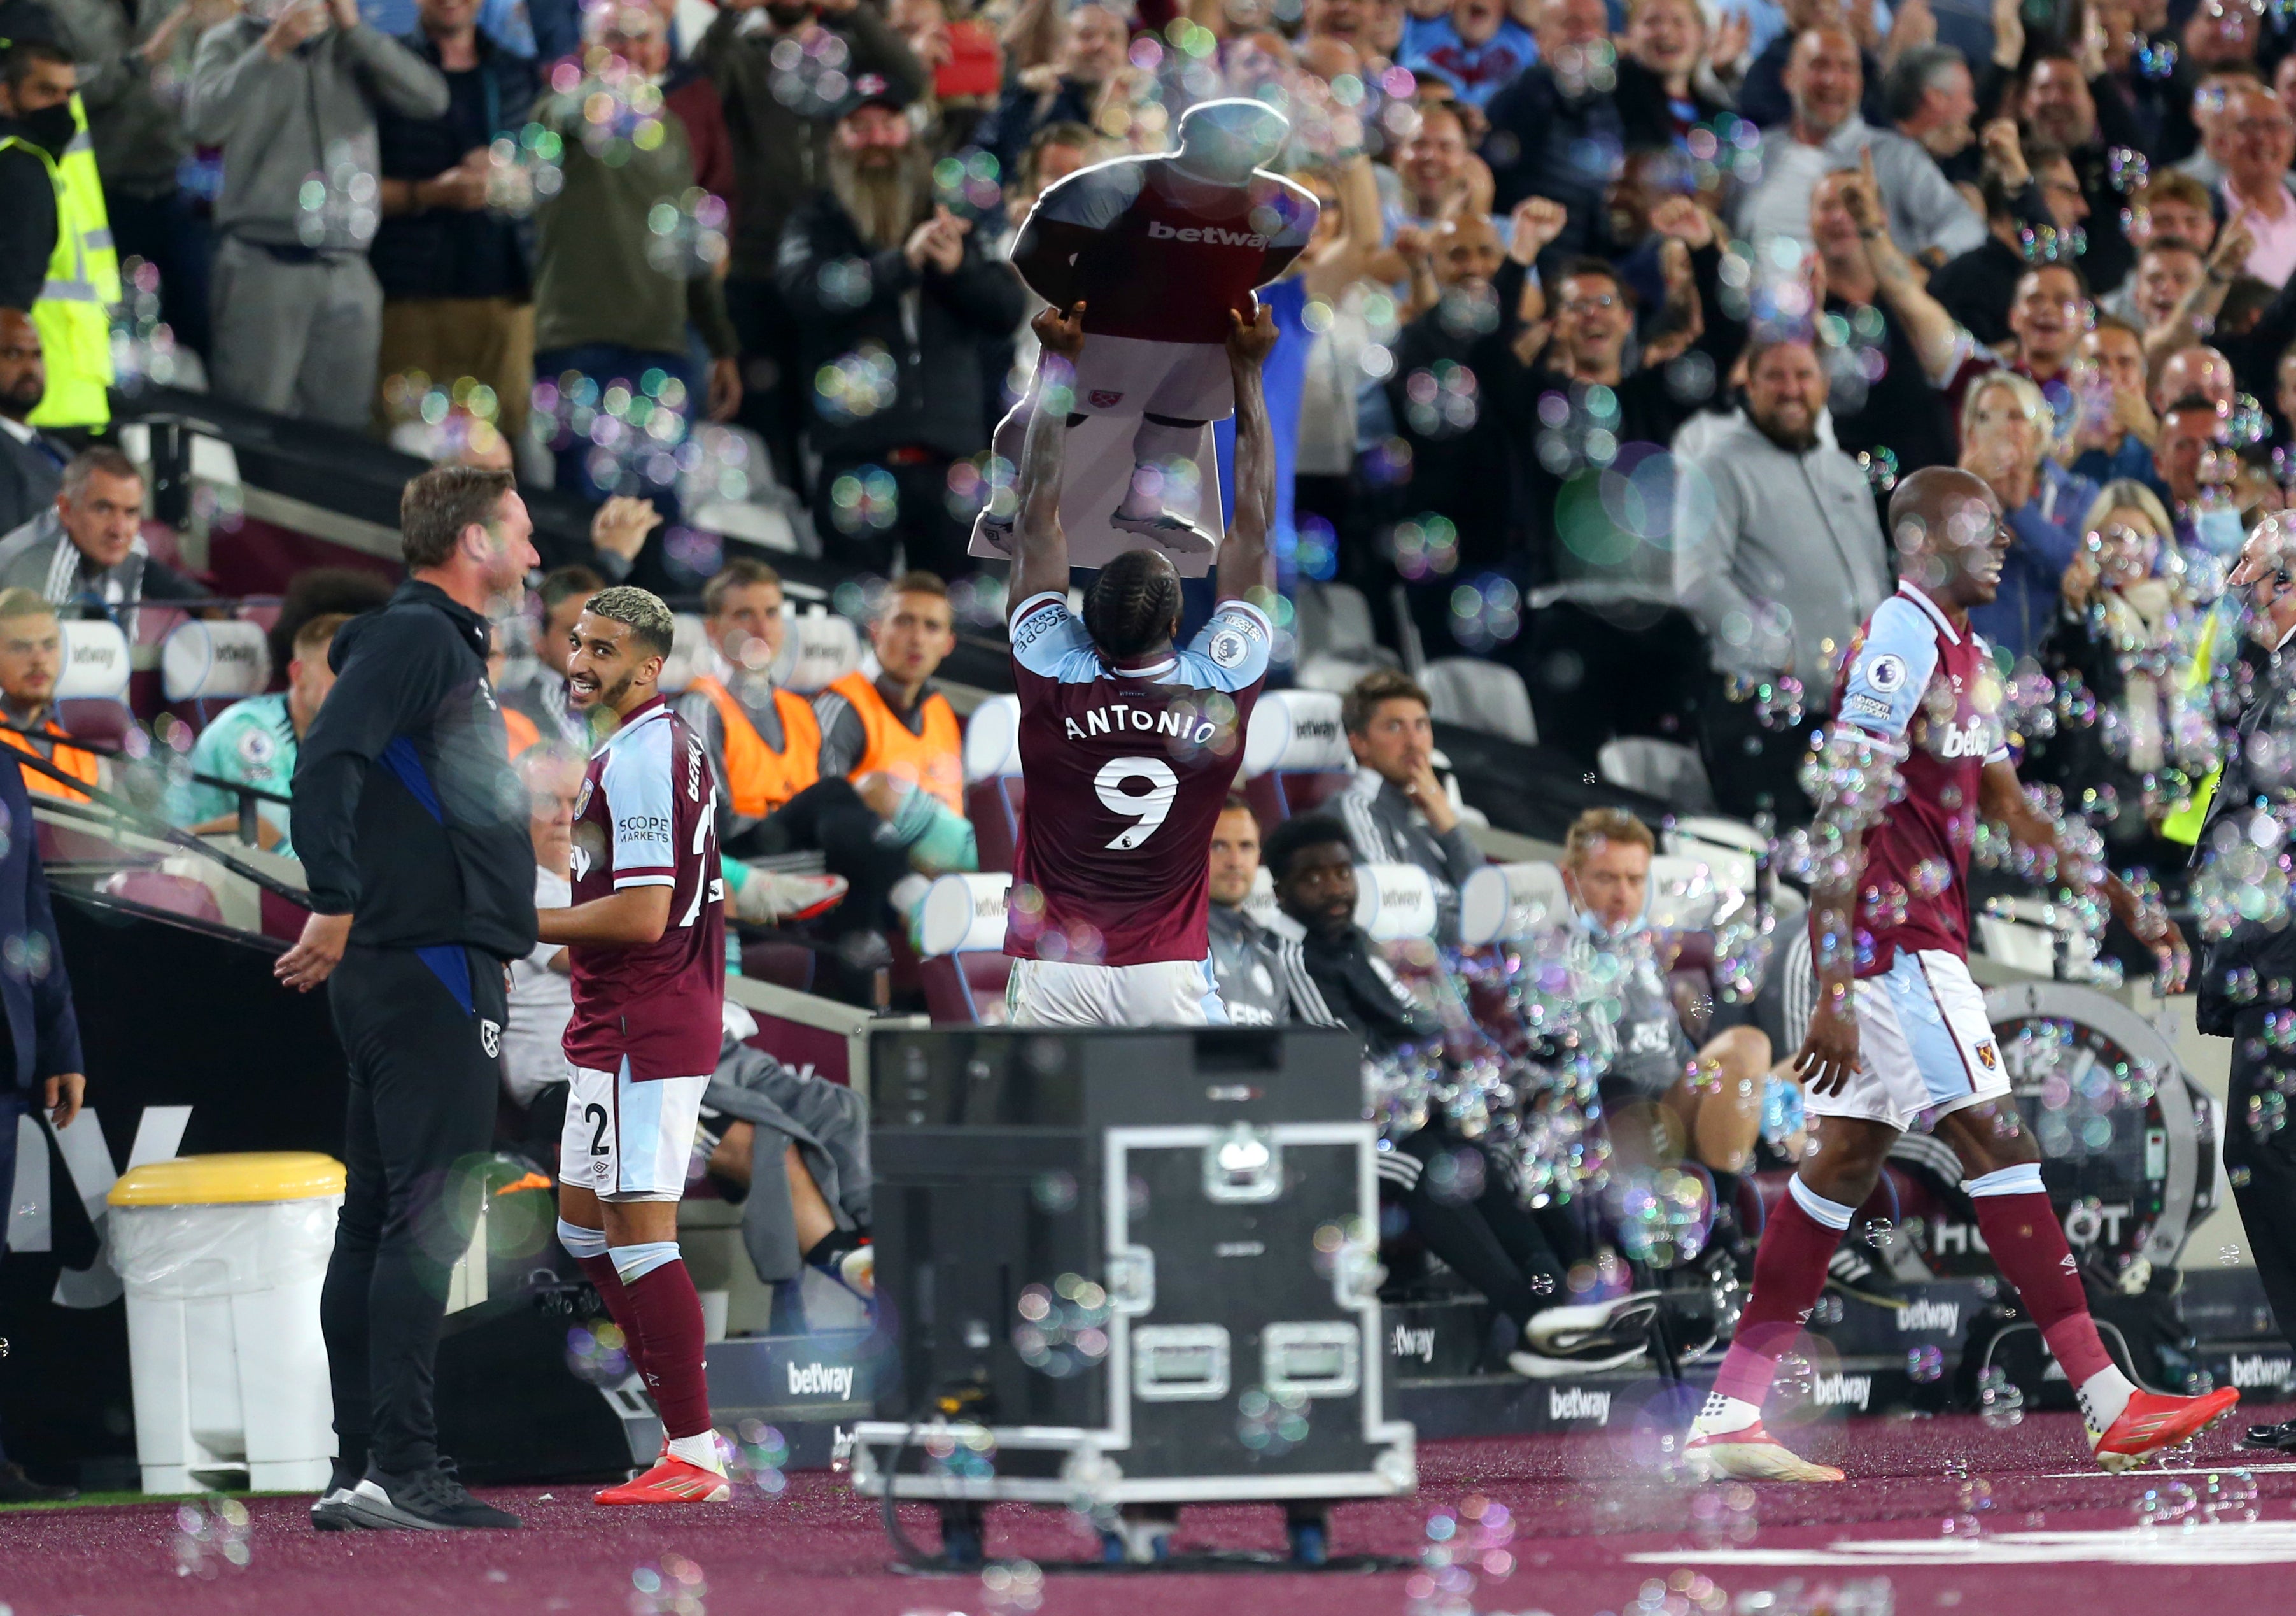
[{"xmin": 0, "ymin": 39, "xmax": 117, "ymax": 431}]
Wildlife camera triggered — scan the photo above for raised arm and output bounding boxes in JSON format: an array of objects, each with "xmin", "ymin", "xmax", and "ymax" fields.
[
  {"xmin": 1011, "ymin": 303, "xmax": 1085, "ymax": 604},
  {"xmin": 1845, "ymin": 148, "xmax": 1966, "ymax": 383},
  {"xmin": 1218, "ymin": 302, "xmax": 1279, "ymax": 604}
]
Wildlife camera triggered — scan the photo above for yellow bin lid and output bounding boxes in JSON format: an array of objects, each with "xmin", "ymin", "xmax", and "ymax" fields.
[{"xmin": 108, "ymin": 1152, "xmax": 346, "ymax": 1208}]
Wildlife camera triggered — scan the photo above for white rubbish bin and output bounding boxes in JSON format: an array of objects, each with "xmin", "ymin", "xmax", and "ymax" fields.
[{"xmin": 108, "ymin": 1151, "xmax": 344, "ymax": 1494}]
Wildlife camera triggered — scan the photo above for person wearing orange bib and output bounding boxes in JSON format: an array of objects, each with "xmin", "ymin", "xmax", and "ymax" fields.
[{"xmin": 0, "ymin": 588, "xmax": 99, "ymax": 803}]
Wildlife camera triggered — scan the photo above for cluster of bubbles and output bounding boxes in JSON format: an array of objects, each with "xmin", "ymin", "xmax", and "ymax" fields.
[
  {"xmin": 1448, "ymin": 572, "xmax": 1524, "ymax": 653},
  {"xmin": 548, "ymin": 53, "xmax": 670, "ymax": 164},
  {"xmin": 1975, "ymin": 1363, "xmax": 2027, "ymax": 1428},
  {"xmin": 629, "ymin": 1552, "xmax": 707, "ymax": 1616},
  {"xmin": 483, "ymin": 124, "xmax": 567, "ymax": 215},
  {"xmin": 2131, "ymin": 1473, "xmax": 2259, "ymax": 1530},
  {"xmin": 1385, "ymin": 514, "xmax": 1461, "ymax": 581},
  {"xmin": 296, "ymin": 140, "xmax": 381, "ymax": 248},
  {"xmin": 2193, "ymin": 812, "xmax": 2296, "ymax": 940},
  {"xmin": 815, "ymin": 344, "xmax": 901, "ymax": 423},
  {"xmin": 1686, "ymin": 1485, "xmax": 1759, "ymax": 1550},
  {"xmin": 1402, "ymin": 362, "xmax": 1481, "ymax": 440},
  {"xmin": 1235, "ymin": 1384, "xmax": 1311, "ymax": 1453},
  {"xmin": 111, "ymin": 259, "xmax": 189, "ymax": 395},
  {"xmin": 1942, "ymin": 1473, "xmax": 1994, "ymax": 1538},
  {"xmin": 1012, "ymin": 1274, "xmax": 1112, "ymax": 1375},
  {"xmin": 644, "ymin": 188, "xmax": 732, "ymax": 280},
  {"xmin": 919, "ymin": 1420, "xmax": 998, "ymax": 1482},
  {"xmin": 1407, "ymin": 1496, "xmax": 1518, "ymax": 1616},
  {"xmin": 724, "ymin": 1419, "xmax": 791, "ymax": 1498},
  {"xmin": 979, "ymin": 1558, "xmax": 1046, "ymax": 1614},
  {"xmin": 532, "ymin": 366, "xmax": 691, "ymax": 499},
  {"xmin": 171, "ymin": 1496, "xmax": 252, "ymax": 1578},
  {"xmin": 1605, "ymin": 1166, "xmax": 1713, "ymax": 1270},
  {"xmin": 565, "ymin": 1319, "xmax": 635, "ymax": 1384},
  {"xmin": 1906, "ymin": 1343, "xmax": 1945, "ymax": 1384}
]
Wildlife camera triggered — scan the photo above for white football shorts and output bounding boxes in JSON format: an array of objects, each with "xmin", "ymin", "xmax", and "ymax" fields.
[
  {"xmin": 1072, "ymin": 336, "xmax": 1235, "ymax": 422},
  {"xmin": 1006, "ymin": 956, "xmax": 1227, "ymax": 1028},
  {"xmin": 558, "ymin": 1056, "xmax": 711, "ymax": 1202},
  {"xmin": 1804, "ymin": 948, "xmax": 2010, "ymax": 1133}
]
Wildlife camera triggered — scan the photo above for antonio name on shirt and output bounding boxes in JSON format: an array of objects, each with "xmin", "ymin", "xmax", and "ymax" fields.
[{"xmin": 1007, "ymin": 592, "xmax": 1273, "ymax": 967}]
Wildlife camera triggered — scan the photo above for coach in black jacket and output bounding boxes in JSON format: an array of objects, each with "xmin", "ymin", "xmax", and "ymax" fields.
[{"xmin": 280, "ymin": 465, "xmax": 539, "ymax": 1532}]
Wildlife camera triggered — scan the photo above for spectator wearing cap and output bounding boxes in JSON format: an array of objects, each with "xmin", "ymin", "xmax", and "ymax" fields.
[
  {"xmin": 528, "ymin": 1, "xmax": 740, "ymax": 556},
  {"xmin": 777, "ymin": 80, "xmax": 1023, "ymax": 579},
  {"xmin": 0, "ymin": 311, "xmax": 66, "ymax": 537},
  {"xmin": 166, "ymin": 613, "xmax": 348, "ymax": 851},
  {"xmin": 0, "ymin": 449, "xmax": 202, "ymax": 639},
  {"xmin": 370, "ymin": 0, "xmax": 540, "ymax": 444},
  {"xmin": 971, "ymin": 1, "xmax": 1127, "ymax": 181},
  {"xmin": 699, "ymin": 0, "xmax": 925, "ymax": 491},
  {"xmin": 0, "ymin": 588, "xmax": 102, "ymax": 802},
  {"xmin": 185, "ymin": 0, "xmax": 449, "ymax": 428}
]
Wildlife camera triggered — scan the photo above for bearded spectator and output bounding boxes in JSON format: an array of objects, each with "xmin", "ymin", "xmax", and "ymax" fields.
[{"xmin": 777, "ymin": 79, "xmax": 1023, "ymax": 579}]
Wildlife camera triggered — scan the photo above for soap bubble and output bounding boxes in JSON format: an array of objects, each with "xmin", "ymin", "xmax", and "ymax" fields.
[{"xmin": 1907, "ymin": 1343, "xmax": 1945, "ymax": 1382}]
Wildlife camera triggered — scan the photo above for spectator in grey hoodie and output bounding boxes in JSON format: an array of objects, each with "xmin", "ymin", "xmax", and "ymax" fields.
[
  {"xmin": 186, "ymin": 0, "xmax": 447, "ymax": 427},
  {"xmin": 1673, "ymin": 336, "xmax": 1893, "ymax": 821}
]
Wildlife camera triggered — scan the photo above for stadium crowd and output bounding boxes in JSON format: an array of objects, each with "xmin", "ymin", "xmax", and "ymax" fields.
[{"xmin": 10, "ymin": 0, "xmax": 2296, "ymax": 1482}]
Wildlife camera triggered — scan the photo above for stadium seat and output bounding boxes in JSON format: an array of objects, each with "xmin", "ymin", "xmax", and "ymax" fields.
[
  {"xmin": 914, "ymin": 871, "xmax": 1014, "ymax": 1024},
  {"xmin": 962, "ymin": 693, "xmax": 1024, "ymax": 874},
  {"xmin": 160, "ymin": 618, "xmax": 272, "ymax": 732},
  {"xmin": 1663, "ymin": 814, "xmax": 1766, "ymax": 897},
  {"xmin": 773, "ymin": 609, "xmax": 863, "ymax": 695},
  {"xmin": 1596, "ymin": 736, "xmax": 1717, "ymax": 812},
  {"xmin": 1355, "ymin": 861, "xmax": 1439, "ymax": 941},
  {"xmin": 1420, "ymin": 657, "xmax": 1537, "ymax": 746},
  {"xmin": 1291, "ymin": 580, "xmax": 1398, "ymax": 693},
  {"xmin": 1458, "ymin": 861, "xmax": 1571, "ymax": 946},
  {"xmin": 57, "ymin": 618, "xmax": 134, "ymax": 747},
  {"xmin": 1242, "ymin": 688, "xmax": 1353, "ymax": 825}
]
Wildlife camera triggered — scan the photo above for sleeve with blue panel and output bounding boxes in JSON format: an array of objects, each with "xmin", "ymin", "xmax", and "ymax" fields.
[
  {"xmin": 1967, "ymin": 634, "xmax": 2015, "ymax": 765},
  {"xmin": 1832, "ymin": 597, "xmax": 1940, "ymax": 748},
  {"xmin": 1176, "ymin": 599, "xmax": 1274, "ymax": 692},
  {"xmin": 1010, "ymin": 592, "xmax": 1104, "ymax": 684},
  {"xmin": 602, "ymin": 727, "xmax": 679, "ymax": 889}
]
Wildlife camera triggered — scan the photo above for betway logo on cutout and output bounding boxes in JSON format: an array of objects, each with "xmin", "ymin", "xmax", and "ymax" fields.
[
  {"xmin": 1146, "ymin": 220, "xmax": 1274, "ymax": 249},
  {"xmin": 787, "ymin": 1361, "xmax": 856, "ymax": 1399},
  {"xmin": 1390, "ymin": 1325, "xmax": 1435, "ymax": 1364}
]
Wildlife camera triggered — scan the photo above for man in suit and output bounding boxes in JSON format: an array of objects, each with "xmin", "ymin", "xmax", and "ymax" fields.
[
  {"xmin": 0, "ymin": 720, "xmax": 87, "ymax": 1502},
  {"xmin": 0, "ymin": 310, "xmax": 65, "ymax": 535}
]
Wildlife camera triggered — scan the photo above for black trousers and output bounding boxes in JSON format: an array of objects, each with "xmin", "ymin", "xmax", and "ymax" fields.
[
  {"xmin": 810, "ymin": 451, "xmax": 976, "ymax": 583},
  {"xmin": 727, "ymin": 777, "xmax": 913, "ymax": 1004},
  {"xmin": 1693, "ymin": 668, "xmax": 1817, "ymax": 824},
  {"xmin": 2225, "ymin": 1003, "xmax": 2296, "ymax": 1347},
  {"xmin": 1514, "ymin": 601, "xmax": 1704, "ymax": 766},
  {"xmin": 319, "ymin": 944, "xmax": 506, "ymax": 1475},
  {"xmin": 1386, "ymin": 1125, "xmax": 1567, "ymax": 1335}
]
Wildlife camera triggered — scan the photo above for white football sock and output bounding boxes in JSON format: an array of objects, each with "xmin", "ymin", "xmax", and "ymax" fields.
[
  {"xmin": 2078, "ymin": 1366, "xmax": 2138, "ymax": 1435},
  {"xmin": 1691, "ymin": 1392, "xmax": 1764, "ymax": 1436},
  {"xmin": 666, "ymin": 1429, "xmax": 724, "ymax": 1473}
]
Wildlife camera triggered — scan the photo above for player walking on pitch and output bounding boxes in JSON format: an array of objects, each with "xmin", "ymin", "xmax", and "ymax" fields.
[
  {"xmin": 1684, "ymin": 466, "xmax": 2237, "ymax": 1482},
  {"xmin": 1001, "ymin": 297, "xmax": 1277, "ymax": 1026},
  {"xmin": 539, "ymin": 586, "xmax": 732, "ymax": 1505}
]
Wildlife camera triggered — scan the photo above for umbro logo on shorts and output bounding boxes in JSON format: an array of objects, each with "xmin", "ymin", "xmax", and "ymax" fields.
[
  {"xmin": 1090, "ymin": 390, "xmax": 1124, "ymax": 407},
  {"xmin": 480, "ymin": 1019, "xmax": 502, "ymax": 1058}
]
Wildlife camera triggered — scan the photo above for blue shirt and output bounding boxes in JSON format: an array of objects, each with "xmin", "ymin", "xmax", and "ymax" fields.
[
  {"xmin": 1400, "ymin": 15, "xmax": 1539, "ymax": 108},
  {"xmin": 1213, "ymin": 276, "xmax": 1313, "ymax": 579},
  {"xmin": 1969, "ymin": 460, "xmax": 2098, "ymax": 663}
]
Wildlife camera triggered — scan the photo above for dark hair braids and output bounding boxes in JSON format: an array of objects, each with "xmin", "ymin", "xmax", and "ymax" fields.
[{"xmin": 1083, "ymin": 550, "xmax": 1182, "ymax": 660}]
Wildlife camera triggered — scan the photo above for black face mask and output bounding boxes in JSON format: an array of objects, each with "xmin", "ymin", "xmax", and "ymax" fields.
[{"xmin": 15, "ymin": 101, "xmax": 73, "ymax": 160}]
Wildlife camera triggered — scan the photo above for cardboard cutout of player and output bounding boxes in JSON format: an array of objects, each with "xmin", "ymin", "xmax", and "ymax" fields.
[{"xmin": 971, "ymin": 97, "xmax": 1318, "ymax": 574}]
